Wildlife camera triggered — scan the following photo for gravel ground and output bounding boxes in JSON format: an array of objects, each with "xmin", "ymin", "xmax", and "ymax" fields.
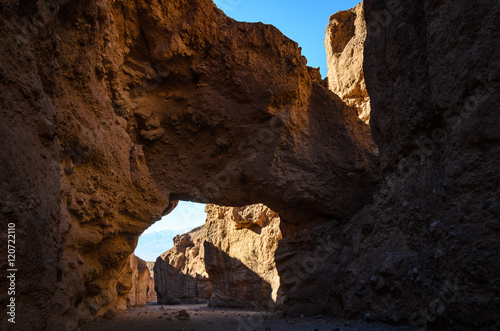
[{"xmin": 81, "ymin": 303, "xmax": 418, "ymax": 331}]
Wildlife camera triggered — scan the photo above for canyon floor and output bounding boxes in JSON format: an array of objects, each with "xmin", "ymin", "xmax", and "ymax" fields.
[{"xmin": 81, "ymin": 303, "xmax": 418, "ymax": 331}]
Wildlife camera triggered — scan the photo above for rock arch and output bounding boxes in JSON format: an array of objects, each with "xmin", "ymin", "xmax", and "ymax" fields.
[{"xmin": 0, "ymin": 0, "xmax": 376, "ymax": 328}]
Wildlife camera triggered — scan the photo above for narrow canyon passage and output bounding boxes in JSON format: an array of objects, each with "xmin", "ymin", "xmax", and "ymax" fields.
[
  {"xmin": 81, "ymin": 303, "xmax": 417, "ymax": 331},
  {"xmin": 0, "ymin": 0, "xmax": 498, "ymax": 330}
]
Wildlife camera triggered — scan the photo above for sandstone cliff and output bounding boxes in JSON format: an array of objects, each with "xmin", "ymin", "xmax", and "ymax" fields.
[
  {"xmin": 146, "ymin": 261, "xmax": 157, "ymax": 302},
  {"xmin": 325, "ymin": 2, "xmax": 370, "ymax": 123},
  {"xmin": 154, "ymin": 226, "xmax": 211, "ymax": 304},
  {"xmin": 204, "ymin": 204, "xmax": 282, "ymax": 309},
  {"xmin": 154, "ymin": 203, "xmax": 282, "ymax": 309}
]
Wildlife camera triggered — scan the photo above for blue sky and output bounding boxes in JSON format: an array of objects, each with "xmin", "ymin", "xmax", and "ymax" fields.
[
  {"xmin": 142, "ymin": 201, "xmax": 207, "ymax": 234},
  {"xmin": 138, "ymin": 0, "xmax": 362, "ymax": 240},
  {"xmin": 214, "ymin": 0, "xmax": 362, "ymax": 77}
]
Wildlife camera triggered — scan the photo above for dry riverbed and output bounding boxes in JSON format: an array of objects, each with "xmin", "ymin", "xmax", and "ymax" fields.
[{"xmin": 81, "ymin": 303, "xmax": 417, "ymax": 331}]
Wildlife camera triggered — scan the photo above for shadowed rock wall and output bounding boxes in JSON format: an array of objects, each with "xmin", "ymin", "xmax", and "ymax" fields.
[
  {"xmin": 337, "ymin": 1, "xmax": 499, "ymax": 328},
  {"xmin": 277, "ymin": 2, "xmax": 499, "ymax": 330},
  {"xmin": 1, "ymin": 0, "xmax": 497, "ymax": 329},
  {"xmin": 154, "ymin": 226, "xmax": 211, "ymax": 304}
]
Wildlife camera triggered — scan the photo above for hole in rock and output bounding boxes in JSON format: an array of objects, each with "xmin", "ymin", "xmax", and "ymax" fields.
[{"xmin": 82, "ymin": 1, "xmax": 376, "ymax": 329}]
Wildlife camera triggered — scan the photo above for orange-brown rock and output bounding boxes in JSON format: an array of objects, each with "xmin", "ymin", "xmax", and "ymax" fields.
[
  {"xmin": 154, "ymin": 226, "xmax": 211, "ymax": 304},
  {"xmin": 204, "ymin": 204, "xmax": 282, "ymax": 309},
  {"xmin": 122, "ymin": 255, "xmax": 150, "ymax": 308},
  {"xmin": 154, "ymin": 203, "xmax": 282, "ymax": 309},
  {"xmin": 123, "ymin": 0, "xmax": 378, "ymax": 224},
  {"xmin": 4, "ymin": 0, "xmax": 498, "ymax": 329},
  {"xmin": 325, "ymin": 2, "xmax": 370, "ymax": 123},
  {"xmin": 0, "ymin": 0, "xmax": 376, "ymax": 328},
  {"xmin": 146, "ymin": 261, "xmax": 157, "ymax": 302}
]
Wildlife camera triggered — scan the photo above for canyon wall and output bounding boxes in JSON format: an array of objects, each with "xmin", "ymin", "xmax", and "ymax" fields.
[
  {"xmin": 154, "ymin": 226, "xmax": 211, "ymax": 304},
  {"xmin": 204, "ymin": 204, "xmax": 282, "ymax": 309},
  {"xmin": 325, "ymin": 2, "xmax": 370, "ymax": 123},
  {"xmin": 0, "ymin": 0, "xmax": 497, "ymax": 329},
  {"xmin": 0, "ymin": 0, "xmax": 376, "ymax": 328},
  {"xmin": 146, "ymin": 262, "xmax": 157, "ymax": 302},
  {"xmin": 277, "ymin": 2, "xmax": 499, "ymax": 330},
  {"xmin": 154, "ymin": 204, "xmax": 282, "ymax": 309},
  {"xmin": 120, "ymin": 255, "xmax": 150, "ymax": 308},
  {"xmin": 332, "ymin": 1, "xmax": 499, "ymax": 328},
  {"xmin": 275, "ymin": 2, "xmax": 373, "ymax": 318}
]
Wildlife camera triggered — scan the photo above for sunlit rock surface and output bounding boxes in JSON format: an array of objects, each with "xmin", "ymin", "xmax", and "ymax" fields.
[
  {"xmin": 154, "ymin": 204, "xmax": 282, "ymax": 309},
  {"xmin": 204, "ymin": 204, "xmax": 282, "ymax": 309},
  {"xmin": 325, "ymin": 2, "xmax": 370, "ymax": 123}
]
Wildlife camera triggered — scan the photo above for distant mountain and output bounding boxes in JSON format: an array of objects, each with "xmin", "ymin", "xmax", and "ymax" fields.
[{"xmin": 134, "ymin": 228, "xmax": 192, "ymax": 262}]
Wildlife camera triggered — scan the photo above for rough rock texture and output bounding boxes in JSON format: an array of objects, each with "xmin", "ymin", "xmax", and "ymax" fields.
[
  {"xmin": 204, "ymin": 204, "xmax": 282, "ymax": 309},
  {"xmin": 154, "ymin": 226, "xmax": 211, "ymax": 304},
  {"xmin": 0, "ymin": 0, "xmax": 377, "ymax": 328},
  {"xmin": 123, "ymin": 0, "xmax": 378, "ymax": 224},
  {"xmin": 277, "ymin": 1, "xmax": 500, "ymax": 329},
  {"xmin": 325, "ymin": 2, "xmax": 370, "ymax": 123},
  {"xmin": 330, "ymin": 0, "xmax": 500, "ymax": 329},
  {"xmin": 146, "ymin": 261, "xmax": 157, "ymax": 302},
  {"xmin": 121, "ymin": 255, "xmax": 150, "ymax": 308},
  {"xmin": 276, "ymin": 220, "xmax": 343, "ymax": 316},
  {"xmin": 2, "ymin": 0, "xmax": 497, "ymax": 329},
  {"xmin": 154, "ymin": 203, "xmax": 282, "ymax": 309},
  {"xmin": 0, "ymin": 0, "xmax": 376, "ymax": 328}
]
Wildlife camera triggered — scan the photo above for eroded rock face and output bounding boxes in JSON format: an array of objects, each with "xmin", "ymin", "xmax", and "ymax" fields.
[
  {"xmin": 330, "ymin": 1, "xmax": 500, "ymax": 328},
  {"xmin": 204, "ymin": 204, "xmax": 282, "ymax": 309},
  {"xmin": 154, "ymin": 204, "xmax": 282, "ymax": 309},
  {"xmin": 121, "ymin": 0, "xmax": 379, "ymax": 224},
  {"xmin": 154, "ymin": 226, "xmax": 211, "ymax": 304},
  {"xmin": 121, "ymin": 255, "xmax": 150, "ymax": 308},
  {"xmin": 0, "ymin": 0, "xmax": 377, "ymax": 328},
  {"xmin": 325, "ymin": 2, "xmax": 370, "ymax": 123},
  {"xmin": 146, "ymin": 262, "xmax": 157, "ymax": 302},
  {"xmin": 276, "ymin": 220, "xmax": 343, "ymax": 316},
  {"xmin": 4, "ymin": 0, "xmax": 497, "ymax": 329},
  {"xmin": 276, "ymin": 1, "xmax": 500, "ymax": 328}
]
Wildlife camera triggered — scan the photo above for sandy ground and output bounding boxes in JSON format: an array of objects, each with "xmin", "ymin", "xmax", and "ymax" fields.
[{"xmin": 81, "ymin": 302, "xmax": 418, "ymax": 331}]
